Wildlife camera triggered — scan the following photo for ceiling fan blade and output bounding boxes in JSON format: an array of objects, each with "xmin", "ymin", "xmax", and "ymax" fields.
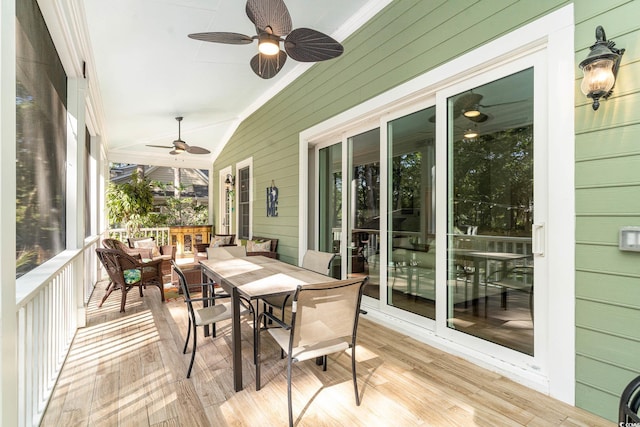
[
  {"xmin": 169, "ymin": 150, "xmax": 181, "ymax": 155},
  {"xmin": 284, "ymin": 28, "xmax": 343, "ymax": 62},
  {"xmin": 186, "ymin": 146, "xmax": 211, "ymax": 155},
  {"xmin": 250, "ymin": 50, "xmax": 287, "ymax": 79},
  {"xmin": 480, "ymin": 99, "xmax": 530, "ymax": 108},
  {"xmin": 146, "ymin": 144, "xmax": 174, "ymax": 149},
  {"xmin": 188, "ymin": 32, "xmax": 254, "ymax": 44},
  {"xmin": 453, "ymin": 92, "xmax": 484, "ymax": 118},
  {"xmin": 246, "ymin": 0, "xmax": 292, "ymax": 36}
]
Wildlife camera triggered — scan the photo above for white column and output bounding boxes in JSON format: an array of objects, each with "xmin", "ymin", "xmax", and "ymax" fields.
[
  {"xmin": 0, "ymin": 1, "xmax": 19, "ymax": 425},
  {"xmin": 67, "ymin": 77, "xmax": 88, "ymax": 326}
]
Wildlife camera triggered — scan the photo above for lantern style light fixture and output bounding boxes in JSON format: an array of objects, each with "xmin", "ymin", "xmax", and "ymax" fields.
[
  {"xmin": 579, "ymin": 26, "xmax": 625, "ymax": 111},
  {"xmin": 224, "ymin": 174, "xmax": 235, "ymax": 189}
]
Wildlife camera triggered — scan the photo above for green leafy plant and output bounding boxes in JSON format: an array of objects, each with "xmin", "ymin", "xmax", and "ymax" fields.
[{"xmin": 106, "ymin": 170, "xmax": 154, "ymax": 236}]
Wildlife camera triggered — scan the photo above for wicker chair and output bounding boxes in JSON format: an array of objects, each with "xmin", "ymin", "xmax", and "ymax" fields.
[
  {"xmin": 104, "ymin": 237, "xmax": 175, "ymax": 277},
  {"xmin": 96, "ymin": 248, "xmax": 164, "ymax": 312}
]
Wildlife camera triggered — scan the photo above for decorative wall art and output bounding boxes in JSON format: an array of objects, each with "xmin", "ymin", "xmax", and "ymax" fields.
[{"xmin": 266, "ymin": 181, "xmax": 278, "ymax": 217}]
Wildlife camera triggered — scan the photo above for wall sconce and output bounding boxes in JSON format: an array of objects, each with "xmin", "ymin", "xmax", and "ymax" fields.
[
  {"xmin": 579, "ymin": 25, "xmax": 625, "ymax": 111},
  {"xmin": 224, "ymin": 174, "xmax": 235, "ymax": 189}
]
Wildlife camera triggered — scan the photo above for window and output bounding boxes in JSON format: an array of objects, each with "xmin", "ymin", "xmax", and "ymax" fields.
[
  {"xmin": 16, "ymin": 0, "xmax": 68, "ymax": 277},
  {"xmin": 238, "ymin": 166, "xmax": 250, "ymax": 240}
]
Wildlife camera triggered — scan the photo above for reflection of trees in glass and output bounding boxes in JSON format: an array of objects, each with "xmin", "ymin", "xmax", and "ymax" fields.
[
  {"xmin": 453, "ymin": 126, "xmax": 533, "ymax": 235},
  {"xmin": 332, "ymin": 172, "xmax": 342, "ymax": 226},
  {"xmin": 353, "ymin": 163, "xmax": 380, "ymax": 227},
  {"xmin": 391, "ymin": 153, "xmax": 422, "ymax": 211}
]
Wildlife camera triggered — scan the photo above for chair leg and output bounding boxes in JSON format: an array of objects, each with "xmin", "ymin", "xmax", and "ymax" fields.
[
  {"xmin": 322, "ymin": 355, "xmax": 327, "ymax": 371},
  {"xmin": 255, "ymin": 323, "xmax": 262, "ymax": 391},
  {"xmin": 287, "ymin": 358, "xmax": 294, "ymax": 427},
  {"xmin": 120, "ymin": 288, "xmax": 128, "ymax": 313},
  {"xmin": 186, "ymin": 324, "xmax": 197, "ymax": 378},
  {"xmin": 183, "ymin": 317, "xmax": 192, "ymax": 354},
  {"xmin": 351, "ymin": 345, "xmax": 360, "ymax": 406},
  {"xmin": 98, "ymin": 282, "xmax": 116, "ymax": 308}
]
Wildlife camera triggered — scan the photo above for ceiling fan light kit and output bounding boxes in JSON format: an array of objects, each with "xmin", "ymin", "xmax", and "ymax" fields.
[
  {"xmin": 258, "ymin": 33, "xmax": 280, "ymax": 55},
  {"xmin": 464, "ymin": 128, "xmax": 479, "ymax": 139},
  {"xmin": 463, "ymin": 108, "xmax": 481, "ymax": 118},
  {"xmin": 188, "ymin": 0, "xmax": 344, "ymax": 79}
]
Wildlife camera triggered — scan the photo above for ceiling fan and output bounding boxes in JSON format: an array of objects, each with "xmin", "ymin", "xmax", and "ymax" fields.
[
  {"xmin": 188, "ymin": 0, "xmax": 344, "ymax": 79},
  {"xmin": 454, "ymin": 92, "xmax": 528, "ymax": 123},
  {"xmin": 146, "ymin": 117, "xmax": 210, "ymax": 155}
]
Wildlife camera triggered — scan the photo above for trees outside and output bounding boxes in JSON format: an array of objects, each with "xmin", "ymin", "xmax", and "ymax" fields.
[
  {"xmin": 107, "ymin": 165, "xmax": 209, "ymax": 233},
  {"xmin": 148, "ymin": 181, "xmax": 208, "ymax": 226}
]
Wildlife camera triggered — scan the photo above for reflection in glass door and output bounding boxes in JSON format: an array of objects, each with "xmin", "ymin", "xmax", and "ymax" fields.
[
  {"xmin": 387, "ymin": 106, "xmax": 436, "ymax": 319},
  {"xmin": 318, "ymin": 130, "xmax": 381, "ymax": 296},
  {"xmin": 318, "ymin": 143, "xmax": 342, "ymax": 279},
  {"xmin": 447, "ymin": 68, "xmax": 534, "ymax": 355},
  {"xmin": 348, "ymin": 129, "xmax": 380, "ymax": 299}
]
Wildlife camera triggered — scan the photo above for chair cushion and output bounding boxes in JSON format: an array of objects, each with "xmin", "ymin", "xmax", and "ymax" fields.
[
  {"xmin": 247, "ymin": 239, "xmax": 271, "ymax": 253},
  {"xmin": 123, "ymin": 268, "xmax": 141, "ymax": 284},
  {"xmin": 210, "ymin": 235, "xmax": 233, "ymax": 248},
  {"xmin": 133, "ymin": 238, "xmax": 160, "ymax": 257}
]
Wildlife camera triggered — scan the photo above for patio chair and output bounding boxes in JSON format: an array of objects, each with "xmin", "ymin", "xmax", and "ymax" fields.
[
  {"xmin": 95, "ymin": 248, "xmax": 164, "ymax": 312},
  {"xmin": 171, "ymin": 260, "xmax": 255, "ymax": 378},
  {"xmin": 619, "ymin": 375, "xmax": 640, "ymax": 423},
  {"xmin": 261, "ymin": 250, "xmax": 336, "ymax": 325},
  {"xmin": 255, "ymin": 277, "xmax": 368, "ymax": 427}
]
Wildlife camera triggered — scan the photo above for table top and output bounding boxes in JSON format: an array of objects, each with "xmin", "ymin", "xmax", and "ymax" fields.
[
  {"xmin": 450, "ymin": 249, "xmax": 530, "ymax": 261},
  {"xmin": 200, "ymin": 255, "xmax": 336, "ymax": 299}
]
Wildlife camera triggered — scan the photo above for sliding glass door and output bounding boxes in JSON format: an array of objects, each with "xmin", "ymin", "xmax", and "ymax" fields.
[
  {"xmin": 317, "ymin": 130, "xmax": 381, "ymax": 298},
  {"xmin": 347, "ymin": 129, "xmax": 380, "ymax": 299},
  {"xmin": 387, "ymin": 106, "xmax": 436, "ymax": 319},
  {"xmin": 446, "ymin": 68, "xmax": 535, "ymax": 355}
]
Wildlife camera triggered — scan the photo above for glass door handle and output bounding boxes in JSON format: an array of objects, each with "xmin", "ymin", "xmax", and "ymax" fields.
[{"xmin": 532, "ymin": 223, "xmax": 545, "ymax": 256}]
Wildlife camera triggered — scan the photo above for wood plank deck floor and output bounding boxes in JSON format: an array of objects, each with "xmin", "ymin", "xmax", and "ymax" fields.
[{"xmin": 41, "ymin": 281, "xmax": 614, "ymax": 426}]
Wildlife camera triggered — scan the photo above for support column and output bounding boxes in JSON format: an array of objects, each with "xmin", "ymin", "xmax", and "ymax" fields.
[{"xmin": 67, "ymin": 77, "xmax": 88, "ymax": 327}]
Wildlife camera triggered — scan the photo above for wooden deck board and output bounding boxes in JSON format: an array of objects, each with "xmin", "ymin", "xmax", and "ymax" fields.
[{"xmin": 40, "ymin": 281, "xmax": 615, "ymax": 427}]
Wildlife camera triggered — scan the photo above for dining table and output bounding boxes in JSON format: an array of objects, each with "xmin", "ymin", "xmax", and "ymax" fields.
[
  {"xmin": 452, "ymin": 249, "xmax": 531, "ymax": 316},
  {"xmin": 199, "ymin": 250, "xmax": 338, "ymax": 392}
]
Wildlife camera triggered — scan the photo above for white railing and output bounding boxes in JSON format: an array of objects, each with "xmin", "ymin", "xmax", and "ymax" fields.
[
  {"xmin": 15, "ymin": 237, "xmax": 100, "ymax": 427},
  {"xmin": 106, "ymin": 227, "xmax": 171, "ymax": 246}
]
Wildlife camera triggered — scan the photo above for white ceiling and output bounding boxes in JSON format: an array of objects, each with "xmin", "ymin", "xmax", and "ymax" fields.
[{"xmin": 82, "ymin": 0, "xmax": 387, "ymax": 169}]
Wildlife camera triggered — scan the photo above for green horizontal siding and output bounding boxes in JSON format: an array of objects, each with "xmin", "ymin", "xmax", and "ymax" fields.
[{"xmin": 575, "ymin": 0, "xmax": 640, "ymax": 422}]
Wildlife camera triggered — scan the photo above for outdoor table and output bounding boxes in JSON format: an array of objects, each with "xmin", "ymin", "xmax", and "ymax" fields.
[{"xmin": 200, "ymin": 255, "xmax": 336, "ymax": 392}]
